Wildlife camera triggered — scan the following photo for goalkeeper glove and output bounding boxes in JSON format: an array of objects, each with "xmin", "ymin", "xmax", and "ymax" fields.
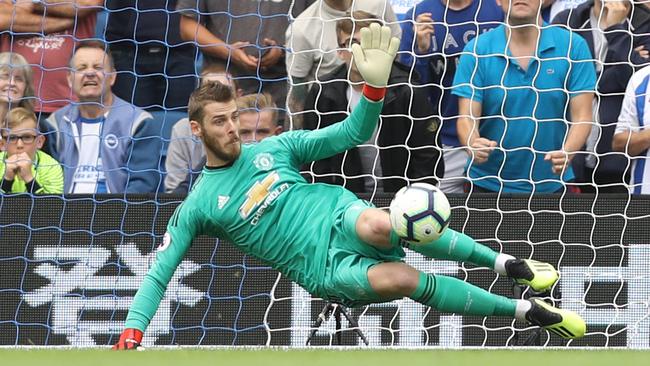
[
  {"xmin": 351, "ymin": 23, "xmax": 400, "ymax": 89},
  {"xmin": 112, "ymin": 328, "xmax": 143, "ymax": 350}
]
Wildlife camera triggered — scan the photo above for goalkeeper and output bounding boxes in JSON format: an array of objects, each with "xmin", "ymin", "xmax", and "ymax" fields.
[{"xmin": 114, "ymin": 24, "xmax": 585, "ymax": 349}]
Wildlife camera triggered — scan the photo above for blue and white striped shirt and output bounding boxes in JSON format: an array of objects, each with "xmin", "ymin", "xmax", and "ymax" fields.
[{"xmin": 616, "ymin": 65, "xmax": 650, "ymax": 194}]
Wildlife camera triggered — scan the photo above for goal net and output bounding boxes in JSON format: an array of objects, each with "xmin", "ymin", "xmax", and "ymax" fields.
[{"xmin": 0, "ymin": 0, "xmax": 649, "ymax": 349}]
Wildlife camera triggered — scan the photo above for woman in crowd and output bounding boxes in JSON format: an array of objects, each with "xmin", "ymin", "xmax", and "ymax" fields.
[{"xmin": 0, "ymin": 52, "xmax": 34, "ymax": 123}]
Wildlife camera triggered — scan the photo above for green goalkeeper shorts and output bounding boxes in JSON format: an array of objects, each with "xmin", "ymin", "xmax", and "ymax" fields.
[{"xmin": 320, "ymin": 199, "xmax": 405, "ymax": 308}]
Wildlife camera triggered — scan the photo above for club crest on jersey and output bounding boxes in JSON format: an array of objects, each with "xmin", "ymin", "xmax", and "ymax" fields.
[
  {"xmin": 253, "ymin": 153, "xmax": 274, "ymax": 171},
  {"xmin": 104, "ymin": 134, "xmax": 119, "ymax": 149}
]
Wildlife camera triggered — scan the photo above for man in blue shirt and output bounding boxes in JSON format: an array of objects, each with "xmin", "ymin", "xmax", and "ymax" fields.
[
  {"xmin": 399, "ymin": 0, "xmax": 503, "ymax": 193},
  {"xmin": 452, "ymin": 0, "xmax": 596, "ymax": 193}
]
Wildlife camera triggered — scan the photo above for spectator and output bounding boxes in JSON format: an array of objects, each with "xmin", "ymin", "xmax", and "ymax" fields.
[
  {"xmin": 286, "ymin": 0, "xmax": 401, "ymax": 122},
  {"xmin": 1, "ymin": 107, "xmax": 63, "ymax": 194},
  {"xmin": 398, "ymin": 0, "xmax": 503, "ymax": 193},
  {"xmin": 42, "ymin": 41, "xmax": 162, "ymax": 193},
  {"xmin": 613, "ymin": 64, "xmax": 650, "ymax": 194},
  {"xmin": 453, "ymin": 0, "xmax": 596, "ymax": 193},
  {"xmin": 0, "ymin": 1, "xmax": 101, "ymax": 123},
  {"xmin": 237, "ymin": 93, "xmax": 283, "ymax": 143},
  {"xmin": 176, "ymin": 0, "xmax": 312, "ymax": 116},
  {"xmin": 554, "ymin": 0, "xmax": 650, "ymax": 192},
  {"xmin": 303, "ymin": 12, "xmax": 443, "ymax": 194},
  {"xmin": 105, "ymin": 0, "xmax": 197, "ymax": 111},
  {"xmin": 164, "ymin": 65, "xmax": 241, "ymax": 193},
  {"xmin": 0, "ymin": 52, "xmax": 34, "ymax": 122}
]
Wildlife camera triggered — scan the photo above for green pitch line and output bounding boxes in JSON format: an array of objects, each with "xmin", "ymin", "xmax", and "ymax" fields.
[{"xmin": 1, "ymin": 349, "xmax": 647, "ymax": 366}]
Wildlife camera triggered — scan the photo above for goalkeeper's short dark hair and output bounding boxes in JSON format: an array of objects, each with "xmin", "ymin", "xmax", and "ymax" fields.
[
  {"xmin": 188, "ymin": 81, "xmax": 235, "ymax": 125},
  {"xmin": 336, "ymin": 10, "xmax": 383, "ymax": 43}
]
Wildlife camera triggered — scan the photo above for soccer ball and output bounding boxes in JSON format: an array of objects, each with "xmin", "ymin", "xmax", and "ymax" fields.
[{"xmin": 389, "ymin": 183, "xmax": 451, "ymax": 243}]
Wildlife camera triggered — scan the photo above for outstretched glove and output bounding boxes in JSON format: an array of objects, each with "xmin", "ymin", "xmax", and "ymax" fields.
[
  {"xmin": 351, "ymin": 23, "xmax": 400, "ymax": 89},
  {"xmin": 112, "ymin": 328, "xmax": 143, "ymax": 350}
]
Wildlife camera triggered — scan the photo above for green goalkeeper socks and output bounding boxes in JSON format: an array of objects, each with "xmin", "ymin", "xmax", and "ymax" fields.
[
  {"xmin": 411, "ymin": 272, "xmax": 517, "ymax": 317},
  {"xmin": 394, "ymin": 228, "xmax": 499, "ymax": 269}
]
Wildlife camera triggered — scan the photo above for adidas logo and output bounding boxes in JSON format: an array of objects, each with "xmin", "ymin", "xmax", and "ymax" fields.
[{"xmin": 218, "ymin": 195, "xmax": 230, "ymax": 209}]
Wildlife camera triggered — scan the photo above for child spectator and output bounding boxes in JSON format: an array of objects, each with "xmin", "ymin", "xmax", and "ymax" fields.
[
  {"xmin": 236, "ymin": 93, "xmax": 283, "ymax": 143},
  {"xmin": 1, "ymin": 107, "xmax": 63, "ymax": 194}
]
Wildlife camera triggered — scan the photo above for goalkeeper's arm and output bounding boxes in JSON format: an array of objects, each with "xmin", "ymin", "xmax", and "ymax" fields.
[
  {"xmin": 284, "ymin": 24, "xmax": 400, "ymax": 164},
  {"xmin": 113, "ymin": 205, "xmax": 199, "ymax": 350}
]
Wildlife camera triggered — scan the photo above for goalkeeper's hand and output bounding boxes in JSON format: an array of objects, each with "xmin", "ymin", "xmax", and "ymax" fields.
[
  {"xmin": 351, "ymin": 23, "xmax": 400, "ymax": 88},
  {"xmin": 112, "ymin": 328, "xmax": 143, "ymax": 350}
]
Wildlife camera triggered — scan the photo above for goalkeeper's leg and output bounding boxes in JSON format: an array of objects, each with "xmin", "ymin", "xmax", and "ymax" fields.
[
  {"xmin": 394, "ymin": 228, "xmax": 559, "ymax": 292},
  {"xmin": 367, "ymin": 262, "xmax": 585, "ymax": 339},
  {"xmin": 355, "ymin": 207, "xmax": 559, "ymax": 292}
]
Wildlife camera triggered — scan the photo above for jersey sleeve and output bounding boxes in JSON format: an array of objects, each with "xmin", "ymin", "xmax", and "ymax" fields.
[
  {"xmin": 567, "ymin": 35, "xmax": 597, "ymax": 98},
  {"xmin": 616, "ymin": 75, "xmax": 642, "ymax": 135},
  {"xmin": 279, "ymin": 96, "xmax": 383, "ymax": 165},
  {"xmin": 452, "ymin": 38, "xmax": 484, "ymax": 103},
  {"xmin": 124, "ymin": 201, "xmax": 202, "ymax": 332}
]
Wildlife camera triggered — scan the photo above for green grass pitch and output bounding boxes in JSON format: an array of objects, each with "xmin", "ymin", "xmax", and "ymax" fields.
[{"xmin": 1, "ymin": 349, "xmax": 647, "ymax": 366}]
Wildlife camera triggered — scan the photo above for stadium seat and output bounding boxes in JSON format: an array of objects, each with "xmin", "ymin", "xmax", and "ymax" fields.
[{"xmin": 149, "ymin": 110, "xmax": 186, "ymax": 192}]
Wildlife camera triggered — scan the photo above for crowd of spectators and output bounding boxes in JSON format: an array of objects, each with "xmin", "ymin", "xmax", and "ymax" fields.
[{"xmin": 1, "ymin": 0, "xmax": 650, "ymax": 195}]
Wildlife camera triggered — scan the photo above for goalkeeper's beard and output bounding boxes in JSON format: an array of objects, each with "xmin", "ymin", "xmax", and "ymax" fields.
[{"xmin": 202, "ymin": 136, "xmax": 242, "ymax": 164}]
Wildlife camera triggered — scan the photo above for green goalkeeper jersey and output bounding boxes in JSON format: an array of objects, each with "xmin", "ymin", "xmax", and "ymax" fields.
[{"xmin": 125, "ymin": 96, "xmax": 384, "ymax": 332}]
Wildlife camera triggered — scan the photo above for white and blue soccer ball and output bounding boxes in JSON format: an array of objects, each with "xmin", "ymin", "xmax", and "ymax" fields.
[{"xmin": 389, "ymin": 183, "xmax": 451, "ymax": 244}]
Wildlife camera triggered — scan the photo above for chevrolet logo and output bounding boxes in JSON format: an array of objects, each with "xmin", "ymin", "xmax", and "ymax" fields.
[{"xmin": 239, "ymin": 172, "xmax": 280, "ymax": 218}]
